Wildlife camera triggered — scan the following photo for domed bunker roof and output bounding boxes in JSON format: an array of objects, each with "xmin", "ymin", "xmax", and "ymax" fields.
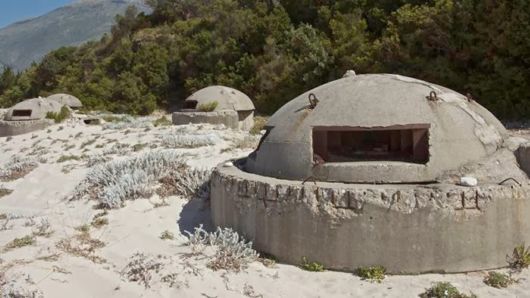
[
  {"xmin": 47, "ymin": 93, "xmax": 83, "ymax": 109},
  {"xmin": 4, "ymin": 97, "xmax": 65, "ymax": 121},
  {"xmin": 246, "ymin": 74, "xmax": 507, "ymax": 183},
  {"xmin": 183, "ymin": 86, "xmax": 255, "ymax": 111}
]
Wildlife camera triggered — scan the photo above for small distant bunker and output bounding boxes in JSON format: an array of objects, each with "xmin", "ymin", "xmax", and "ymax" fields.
[
  {"xmin": 47, "ymin": 93, "xmax": 83, "ymax": 109},
  {"xmin": 0, "ymin": 97, "xmax": 64, "ymax": 137},
  {"xmin": 172, "ymin": 86, "xmax": 255, "ymax": 130},
  {"xmin": 211, "ymin": 73, "xmax": 530, "ymax": 274}
]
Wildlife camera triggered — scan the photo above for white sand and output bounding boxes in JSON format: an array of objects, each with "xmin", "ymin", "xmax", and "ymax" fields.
[{"xmin": 0, "ymin": 118, "xmax": 528, "ymax": 297}]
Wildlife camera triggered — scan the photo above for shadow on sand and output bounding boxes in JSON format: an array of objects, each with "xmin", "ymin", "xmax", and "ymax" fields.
[{"xmin": 177, "ymin": 198, "xmax": 215, "ymax": 235}]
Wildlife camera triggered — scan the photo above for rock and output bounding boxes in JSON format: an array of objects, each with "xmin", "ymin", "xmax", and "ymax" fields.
[{"xmin": 460, "ymin": 176, "xmax": 478, "ymax": 187}]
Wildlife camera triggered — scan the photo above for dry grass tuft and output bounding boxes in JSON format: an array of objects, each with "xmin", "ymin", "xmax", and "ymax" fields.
[{"xmin": 56, "ymin": 231, "xmax": 106, "ymax": 263}]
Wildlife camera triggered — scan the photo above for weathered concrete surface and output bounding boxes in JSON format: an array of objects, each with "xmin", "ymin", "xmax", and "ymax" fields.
[
  {"xmin": 4, "ymin": 97, "xmax": 64, "ymax": 121},
  {"xmin": 246, "ymin": 74, "xmax": 507, "ymax": 183},
  {"xmin": 182, "ymin": 86, "xmax": 256, "ymax": 131},
  {"xmin": 172, "ymin": 110, "xmax": 239, "ymax": 129},
  {"xmin": 211, "ymin": 162, "xmax": 530, "ymax": 274},
  {"xmin": 186, "ymin": 86, "xmax": 255, "ymax": 112},
  {"xmin": 0, "ymin": 119, "xmax": 52, "ymax": 137},
  {"xmin": 47, "ymin": 93, "xmax": 83, "ymax": 109},
  {"xmin": 237, "ymin": 110, "xmax": 254, "ymax": 131}
]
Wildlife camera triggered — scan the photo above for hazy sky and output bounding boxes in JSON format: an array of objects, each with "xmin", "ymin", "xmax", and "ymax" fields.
[{"xmin": 0, "ymin": 0, "xmax": 73, "ymax": 29}]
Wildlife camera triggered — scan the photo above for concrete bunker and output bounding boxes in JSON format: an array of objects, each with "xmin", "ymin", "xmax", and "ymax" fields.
[
  {"xmin": 172, "ymin": 86, "xmax": 255, "ymax": 131},
  {"xmin": 1, "ymin": 97, "xmax": 65, "ymax": 137},
  {"xmin": 211, "ymin": 73, "xmax": 530, "ymax": 274},
  {"xmin": 47, "ymin": 93, "xmax": 83, "ymax": 109}
]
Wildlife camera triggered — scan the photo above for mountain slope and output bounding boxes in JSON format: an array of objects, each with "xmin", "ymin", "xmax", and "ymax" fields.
[{"xmin": 0, "ymin": 0, "xmax": 148, "ymax": 71}]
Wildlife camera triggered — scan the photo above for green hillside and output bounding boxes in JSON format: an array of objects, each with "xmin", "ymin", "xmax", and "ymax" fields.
[{"xmin": 0, "ymin": 0, "xmax": 529, "ymax": 119}]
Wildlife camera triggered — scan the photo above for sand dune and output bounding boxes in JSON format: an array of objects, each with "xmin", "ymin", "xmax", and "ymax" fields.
[{"xmin": 0, "ymin": 118, "xmax": 528, "ymax": 297}]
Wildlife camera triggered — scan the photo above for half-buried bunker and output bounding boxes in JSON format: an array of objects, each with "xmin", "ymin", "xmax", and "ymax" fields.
[{"xmin": 172, "ymin": 86, "xmax": 255, "ymax": 131}]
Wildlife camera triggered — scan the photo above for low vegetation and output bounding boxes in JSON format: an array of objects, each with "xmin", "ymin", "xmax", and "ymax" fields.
[
  {"xmin": 46, "ymin": 106, "xmax": 71, "ymax": 123},
  {"xmin": 122, "ymin": 252, "xmax": 163, "ymax": 289},
  {"xmin": 483, "ymin": 272, "xmax": 517, "ymax": 289},
  {"xmin": 197, "ymin": 101, "xmax": 218, "ymax": 112},
  {"xmin": 91, "ymin": 217, "xmax": 109, "ymax": 229},
  {"xmin": 153, "ymin": 116, "xmax": 171, "ymax": 127},
  {"xmin": 0, "ymin": 156, "xmax": 38, "ymax": 181},
  {"xmin": 160, "ymin": 230, "xmax": 174, "ymax": 240},
  {"xmin": 0, "ymin": 187, "xmax": 12, "ymax": 198},
  {"xmin": 186, "ymin": 225, "xmax": 258, "ymax": 272},
  {"xmin": 32, "ymin": 218, "xmax": 53, "ymax": 237},
  {"xmin": 56, "ymin": 231, "xmax": 105, "ymax": 263},
  {"xmin": 161, "ymin": 134, "xmax": 219, "ymax": 149},
  {"xmin": 250, "ymin": 116, "xmax": 268, "ymax": 135},
  {"xmin": 420, "ymin": 282, "xmax": 476, "ymax": 298},
  {"xmin": 72, "ymin": 150, "xmax": 211, "ymax": 208},
  {"xmin": 355, "ymin": 266, "xmax": 386, "ymax": 283},
  {"xmin": 507, "ymin": 244, "xmax": 530, "ymax": 271},
  {"xmin": 300, "ymin": 257, "xmax": 325, "ymax": 272},
  {"xmin": 4, "ymin": 235, "xmax": 35, "ymax": 251},
  {"xmin": 57, "ymin": 155, "xmax": 82, "ymax": 163}
]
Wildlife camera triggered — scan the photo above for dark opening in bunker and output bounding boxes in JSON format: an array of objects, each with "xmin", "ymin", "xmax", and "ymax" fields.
[
  {"xmin": 184, "ymin": 100, "xmax": 198, "ymax": 110},
  {"xmin": 12, "ymin": 110, "xmax": 32, "ymax": 117},
  {"xmin": 313, "ymin": 125, "xmax": 430, "ymax": 164}
]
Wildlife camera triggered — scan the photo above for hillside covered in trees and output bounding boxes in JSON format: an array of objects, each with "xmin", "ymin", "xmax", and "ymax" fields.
[{"xmin": 0, "ymin": 0, "xmax": 529, "ymax": 119}]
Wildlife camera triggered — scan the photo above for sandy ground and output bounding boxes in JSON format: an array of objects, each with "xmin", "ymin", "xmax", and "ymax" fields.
[{"xmin": 0, "ymin": 117, "xmax": 529, "ymax": 298}]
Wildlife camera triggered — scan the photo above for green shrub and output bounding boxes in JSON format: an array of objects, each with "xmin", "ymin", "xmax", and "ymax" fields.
[
  {"xmin": 508, "ymin": 244, "xmax": 530, "ymax": 270},
  {"xmin": 484, "ymin": 272, "xmax": 517, "ymax": 288},
  {"xmin": 46, "ymin": 106, "xmax": 71, "ymax": 123},
  {"xmin": 4, "ymin": 235, "xmax": 35, "ymax": 250},
  {"xmin": 420, "ymin": 282, "xmax": 476, "ymax": 298},
  {"xmin": 0, "ymin": 188, "xmax": 13, "ymax": 198},
  {"xmin": 300, "ymin": 257, "xmax": 324, "ymax": 272},
  {"xmin": 153, "ymin": 116, "xmax": 171, "ymax": 127},
  {"xmin": 250, "ymin": 116, "xmax": 268, "ymax": 135},
  {"xmin": 197, "ymin": 101, "xmax": 218, "ymax": 112},
  {"xmin": 133, "ymin": 143, "xmax": 148, "ymax": 152},
  {"xmin": 57, "ymin": 155, "xmax": 82, "ymax": 163},
  {"xmin": 355, "ymin": 266, "xmax": 386, "ymax": 283}
]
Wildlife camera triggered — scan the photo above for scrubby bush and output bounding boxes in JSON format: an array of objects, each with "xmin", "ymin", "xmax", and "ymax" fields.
[
  {"xmin": 72, "ymin": 150, "xmax": 184, "ymax": 208},
  {"xmin": 46, "ymin": 106, "xmax": 71, "ymax": 123},
  {"xmin": 300, "ymin": 257, "xmax": 325, "ymax": 272},
  {"xmin": 197, "ymin": 101, "xmax": 218, "ymax": 112},
  {"xmin": 420, "ymin": 282, "xmax": 476, "ymax": 298},
  {"xmin": 507, "ymin": 244, "xmax": 530, "ymax": 271},
  {"xmin": 102, "ymin": 115, "xmax": 154, "ymax": 130},
  {"xmin": 356, "ymin": 266, "xmax": 386, "ymax": 282},
  {"xmin": 72, "ymin": 150, "xmax": 211, "ymax": 208},
  {"xmin": 250, "ymin": 116, "xmax": 268, "ymax": 135},
  {"xmin": 4, "ymin": 235, "xmax": 35, "ymax": 251},
  {"xmin": 157, "ymin": 167, "xmax": 211, "ymax": 199},
  {"xmin": 0, "ymin": 156, "xmax": 38, "ymax": 181},
  {"xmin": 161, "ymin": 134, "xmax": 220, "ymax": 148},
  {"xmin": 186, "ymin": 225, "xmax": 258, "ymax": 271},
  {"xmin": 483, "ymin": 272, "xmax": 517, "ymax": 288},
  {"xmin": 153, "ymin": 116, "xmax": 172, "ymax": 127}
]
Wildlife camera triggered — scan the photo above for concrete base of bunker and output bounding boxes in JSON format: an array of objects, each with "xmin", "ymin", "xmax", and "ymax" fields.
[
  {"xmin": 172, "ymin": 110, "xmax": 239, "ymax": 129},
  {"xmin": 0, "ymin": 119, "xmax": 52, "ymax": 137},
  {"xmin": 211, "ymin": 160, "xmax": 530, "ymax": 274}
]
